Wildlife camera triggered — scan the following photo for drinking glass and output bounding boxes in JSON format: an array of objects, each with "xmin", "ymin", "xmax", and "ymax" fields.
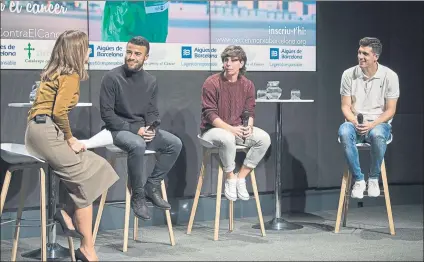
[
  {"xmin": 257, "ymin": 89, "xmax": 267, "ymax": 100},
  {"xmin": 290, "ymin": 89, "xmax": 301, "ymax": 100},
  {"xmin": 29, "ymin": 81, "xmax": 40, "ymax": 102}
]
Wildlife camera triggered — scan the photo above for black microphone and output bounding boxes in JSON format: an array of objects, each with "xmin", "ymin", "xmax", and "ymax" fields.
[
  {"xmin": 147, "ymin": 120, "xmax": 161, "ymax": 131},
  {"xmin": 357, "ymin": 113, "xmax": 363, "ymax": 125},
  {"xmin": 242, "ymin": 110, "xmax": 250, "ymax": 143}
]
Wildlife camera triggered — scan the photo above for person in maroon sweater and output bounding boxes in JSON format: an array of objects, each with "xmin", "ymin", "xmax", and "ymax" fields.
[{"xmin": 200, "ymin": 45, "xmax": 271, "ymax": 201}]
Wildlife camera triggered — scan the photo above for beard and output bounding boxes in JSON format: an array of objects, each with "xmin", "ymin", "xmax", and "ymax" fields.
[{"xmin": 124, "ymin": 59, "xmax": 144, "ymax": 72}]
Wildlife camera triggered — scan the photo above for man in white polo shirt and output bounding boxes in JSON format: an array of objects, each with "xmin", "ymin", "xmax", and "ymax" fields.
[{"xmin": 338, "ymin": 37, "xmax": 400, "ymax": 199}]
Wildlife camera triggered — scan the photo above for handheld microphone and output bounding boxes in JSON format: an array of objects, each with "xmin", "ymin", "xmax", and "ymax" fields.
[
  {"xmin": 357, "ymin": 113, "xmax": 363, "ymax": 125},
  {"xmin": 147, "ymin": 120, "xmax": 161, "ymax": 131},
  {"xmin": 241, "ymin": 110, "xmax": 250, "ymax": 143}
]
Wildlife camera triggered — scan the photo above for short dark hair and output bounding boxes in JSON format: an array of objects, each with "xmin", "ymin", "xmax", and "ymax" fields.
[
  {"xmin": 359, "ymin": 37, "xmax": 382, "ymax": 58},
  {"xmin": 221, "ymin": 45, "xmax": 247, "ymax": 75},
  {"xmin": 128, "ymin": 36, "xmax": 150, "ymax": 54}
]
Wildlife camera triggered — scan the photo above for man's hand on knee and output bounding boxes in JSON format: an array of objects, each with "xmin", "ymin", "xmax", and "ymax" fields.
[
  {"xmin": 229, "ymin": 125, "xmax": 244, "ymax": 139},
  {"xmin": 137, "ymin": 127, "xmax": 155, "ymax": 142},
  {"xmin": 143, "ymin": 128, "xmax": 156, "ymax": 142},
  {"xmin": 356, "ymin": 121, "xmax": 374, "ymax": 135},
  {"xmin": 137, "ymin": 127, "xmax": 146, "ymax": 137}
]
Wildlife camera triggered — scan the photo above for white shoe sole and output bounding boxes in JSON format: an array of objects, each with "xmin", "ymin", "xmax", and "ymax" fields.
[
  {"xmin": 225, "ymin": 191, "xmax": 237, "ymax": 201},
  {"xmin": 237, "ymin": 193, "xmax": 250, "ymax": 201},
  {"xmin": 351, "ymin": 193, "xmax": 364, "ymax": 199},
  {"xmin": 367, "ymin": 192, "xmax": 380, "ymax": 197}
]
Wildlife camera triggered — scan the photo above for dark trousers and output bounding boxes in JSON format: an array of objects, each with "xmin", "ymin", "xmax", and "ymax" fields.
[{"xmin": 111, "ymin": 129, "xmax": 182, "ymax": 194}]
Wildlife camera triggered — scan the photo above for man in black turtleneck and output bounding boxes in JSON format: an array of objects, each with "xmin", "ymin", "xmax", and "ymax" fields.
[{"xmin": 100, "ymin": 36, "xmax": 182, "ymax": 220}]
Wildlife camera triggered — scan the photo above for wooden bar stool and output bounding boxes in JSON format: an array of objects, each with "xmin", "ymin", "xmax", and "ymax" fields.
[
  {"xmin": 1, "ymin": 143, "xmax": 75, "ymax": 261},
  {"xmin": 93, "ymin": 145, "xmax": 175, "ymax": 252},
  {"xmin": 334, "ymin": 135, "xmax": 395, "ymax": 235},
  {"xmin": 187, "ymin": 135, "xmax": 266, "ymax": 241}
]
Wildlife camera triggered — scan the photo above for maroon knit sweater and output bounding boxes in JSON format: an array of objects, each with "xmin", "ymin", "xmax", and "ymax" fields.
[{"xmin": 200, "ymin": 73, "xmax": 256, "ymax": 132}]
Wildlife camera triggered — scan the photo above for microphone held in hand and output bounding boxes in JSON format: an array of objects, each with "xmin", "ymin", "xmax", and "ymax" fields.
[
  {"xmin": 242, "ymin": 110, "xmax": 250, "ymax": 143},
  {"xmin": 357, "ymin": 113, "xmax": 364, "ymax": 125},
  {"xmin": 147, "ymin": 120, "xmax": 161, "ymax": 131}
]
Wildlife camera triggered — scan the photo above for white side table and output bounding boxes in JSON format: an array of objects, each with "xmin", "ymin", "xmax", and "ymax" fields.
[
  {"xmin": 8, "ymin": 102, "xmax": 92, "ymax": 260},
  {"xmin": 253, "ymin": 99, "xmax": 315, "ymax": 231}
]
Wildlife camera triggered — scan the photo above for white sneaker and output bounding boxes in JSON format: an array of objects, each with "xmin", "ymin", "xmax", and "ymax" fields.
[
  {"xmin": 367, "ymin": 179, "xmax": 380, "ymax": 197},
  {"xmin": 351, "ymin": 180, "xmax": 366, "ymax": 199},
  {"xmin": 236, "ymin": 177, "xmax": 250, "ymax": 201},
  {"xmin": 224, "ymin": 178, "xmax": 237, "ymax": 201}
]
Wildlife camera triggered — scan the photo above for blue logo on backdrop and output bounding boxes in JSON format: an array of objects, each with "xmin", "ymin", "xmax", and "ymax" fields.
[
  {"xmin": 89, "ymin": 44, "xmax": 94, "ymax": 57},
  {"xmin": 270, "ymin": 48, "xmax": 279, "ymax": 59},
  {"xmin": 181, "ymin": 46, "xmax": 192, "ymax": 59}
]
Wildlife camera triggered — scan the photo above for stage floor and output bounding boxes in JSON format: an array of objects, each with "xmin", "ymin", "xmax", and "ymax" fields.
[{"xmin": 1, "ymin": 204, "xmax": 422, "ymax": 261}]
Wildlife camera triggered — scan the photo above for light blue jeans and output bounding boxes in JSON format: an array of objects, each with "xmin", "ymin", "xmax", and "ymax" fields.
[{"xmin": 338, "ymin": 122, "xmax": 391, "ymax": 181}]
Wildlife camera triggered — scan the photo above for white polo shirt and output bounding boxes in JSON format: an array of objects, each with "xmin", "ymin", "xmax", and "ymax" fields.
[{"xmin": 340, "ymin": 63, "xmax": 400, "ymax": 123}]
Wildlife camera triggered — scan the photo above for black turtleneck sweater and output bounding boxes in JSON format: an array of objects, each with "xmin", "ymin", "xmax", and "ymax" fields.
[{"xmin": 100, "ymin": 65, "xmax": 159, "ymax": 134}]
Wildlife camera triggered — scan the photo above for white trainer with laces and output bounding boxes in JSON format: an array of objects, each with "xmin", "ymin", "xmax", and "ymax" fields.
[
  {"xmin": 224, "ymin": 178, "xmax": 237, "ymax": 201},
  {"xmin": 351, "ymin": 180, "xmax": 366, "ymax": 199},
  {"xmin": 367, "ymin": 179, "xmax": 380, "ymax": 197},
  {"xmin": 236, "ymin": 176, "xmax": 250, "ymax": 201}
]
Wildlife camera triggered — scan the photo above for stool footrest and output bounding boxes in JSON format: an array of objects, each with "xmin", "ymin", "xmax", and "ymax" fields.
[
  {"xmin": 199, "ymin": 194, "xmax": 257, "ymax": 200},
  {"xmin": 0, "ymin": 219, "xmax": 17, "ymax": 225},
  {"xmin": 345, "ymin": 192, "xmax": 386, "ymax": 198},
  {"xmin": 100, "ymin": 200, "xmax": 155, "ymax": 208},
  {"xmin": 0, "ymin": 219, "xmax": 56, "ymax": 228},
  {"xmin": 2, "ymin": 224, "xmax": 44, "ymax": 228}
]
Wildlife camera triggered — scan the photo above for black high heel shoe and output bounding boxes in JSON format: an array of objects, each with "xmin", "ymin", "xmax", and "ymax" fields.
[
  {"xmin": 74, "ymin": 248, "xmax": 89, "ymax": 262},
  {"xmin": 53, "ymin": 210, "xmax": 84, "ymax": 239}
]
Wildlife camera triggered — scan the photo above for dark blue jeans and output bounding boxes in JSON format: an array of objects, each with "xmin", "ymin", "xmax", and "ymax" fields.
[
  {"xmin": 111, "ymin": 129, "xmax": 182, "ymax": 194},
  {"xmin": 338, "ymin": 122, "xmax": 391, "ymax": 181}
]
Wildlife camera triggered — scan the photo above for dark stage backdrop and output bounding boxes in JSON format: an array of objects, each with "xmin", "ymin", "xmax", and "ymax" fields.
[{"xmin": 1, "ymin": 1, "xmax": 423, "ymax": 209}]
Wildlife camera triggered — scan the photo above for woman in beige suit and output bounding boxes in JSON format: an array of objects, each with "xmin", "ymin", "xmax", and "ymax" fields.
[{"xmin": 25, "ymin": 30, "xmax": 119, "ymax": 261}]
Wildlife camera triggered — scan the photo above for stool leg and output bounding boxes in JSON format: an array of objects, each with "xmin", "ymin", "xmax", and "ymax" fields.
[
  {"xmin": 93, "ymin": 190, "xmax": 108, "ymax": 244},
  {"xmin": 11, "ymin": 172, "xmax": 30, "ymax": 261},
  {"xmin": 381, "ymin": 159, "xmax": 395, "ymax": 235},
  {"xmin": 228, "ymin": 200, "xmax": 234, "ymax": 232},
  {"xmin": 214, "ymin": 164, "xmax": 224, "ymax": 241},
  {"xmin": 250, "ymin": 170, "xmax": 266, "ymax": 237},
  {"xmin": 187, "ymin": 152, "xmax": 209, "ymax": 234},
  {"xmin": 39, "ymin": 168, "xmax": 47, "ymax": 261},
  {"xmin": 335, "ymin": 167, "xmax": 349, "ymax": 233},
  {"xmin": 342, "ymin": 171, "xmax": 352, "ymax": 227},
  {"xmin": 132, "ymin": 160, "xmax": 138, "ymax": 240},
  {"xmin": 123, "ymin": 176, "xmax": 131, "ymax": 252},
  {"xmin": 0, "ymin": 170, "xmax": 12, "ymax": 216},
  {"xmin": 161, "ymin": 180, "xmax": 175, "ymax": 246},
  {"xmin": 68, "ymin": 237, "xmax": 75, "ymax": 261},
  {"xmin": 133, "ymin": 217, "xmax": 139, "ymax": 241}
]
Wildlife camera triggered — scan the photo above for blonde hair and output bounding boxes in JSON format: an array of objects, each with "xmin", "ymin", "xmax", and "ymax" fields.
[{"xmin": 41, "ymin": 30, "xmax": 89, "ymax": 81}]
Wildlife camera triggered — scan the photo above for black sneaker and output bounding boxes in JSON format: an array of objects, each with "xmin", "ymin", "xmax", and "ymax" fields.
[{"xmin": 131, "ymin": 192, "xmax": 151, "ymax": 220}]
